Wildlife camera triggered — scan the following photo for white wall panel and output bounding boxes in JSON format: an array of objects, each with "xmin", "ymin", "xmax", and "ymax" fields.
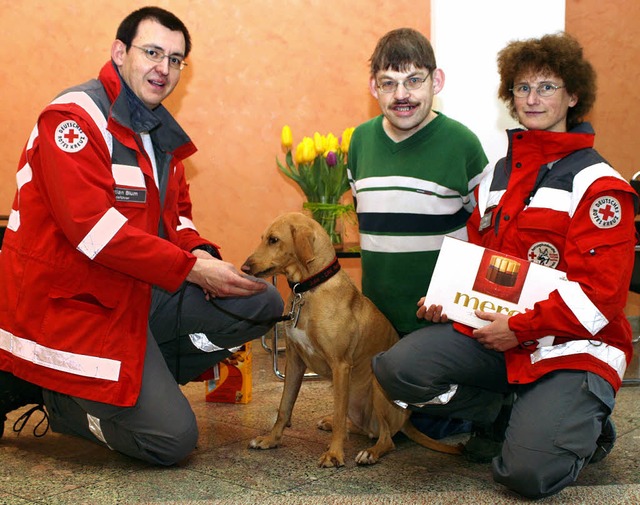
[{"xmin": 431, "ymin": 0, "xmax": 565, "ymax": 164}]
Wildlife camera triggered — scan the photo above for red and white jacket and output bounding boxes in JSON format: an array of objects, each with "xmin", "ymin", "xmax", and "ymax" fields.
[
  {"xmin": 464, "ymin": 124, "xmax": 637, "ymax": 392},
  {"xmin": 0, "ymin": 61, "xmax": 217, "ymax": 406}
]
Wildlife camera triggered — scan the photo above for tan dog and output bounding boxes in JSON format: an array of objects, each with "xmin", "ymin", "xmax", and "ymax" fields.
[{"xmin": 242, "ymin": 212, "xmax": 461, "ymax": 467}]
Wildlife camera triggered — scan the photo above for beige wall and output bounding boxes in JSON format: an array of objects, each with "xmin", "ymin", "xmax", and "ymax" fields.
[
  {"xmin": 1, "ymin": 1, "xmax": 639, "ymax": 300},
  {"xmin": 566, "ymin": 0, "xmax": 640, "ymax": 179}
]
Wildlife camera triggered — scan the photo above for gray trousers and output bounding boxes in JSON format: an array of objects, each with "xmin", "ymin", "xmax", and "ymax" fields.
[
  {"xmin": 372, "ymin": 323, "xmax": 615, "ymax": 499},
  {"xmin": 44, "ymin": 280, "xmax": 283, "ymax": 465}
]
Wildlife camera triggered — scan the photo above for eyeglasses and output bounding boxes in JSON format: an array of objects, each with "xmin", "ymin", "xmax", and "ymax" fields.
[
  {"xmin": 132, "ymin": 45, "xmax": 187, "ymax": 71},
  {"xmin": 510, "ymin": 82, "xmax": 565, "ymax": 98},
  {"xmin": 377, "ymin": 75, "xmax": 430, "ymax": 94}
]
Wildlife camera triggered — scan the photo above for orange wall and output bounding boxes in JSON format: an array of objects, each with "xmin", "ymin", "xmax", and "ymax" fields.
[
  {"xmin": 1, "ymin": 1, "xmax": 639, "ymax": 295},
  {"xmin": 566, "ymin": 0, "xmax": 640, "ymax": 179}
]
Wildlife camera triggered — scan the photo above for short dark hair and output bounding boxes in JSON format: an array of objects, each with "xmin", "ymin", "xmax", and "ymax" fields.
[
  {"xmin": 116, "ymin": 6, "xmax": 192, "ymax": 57},
  {"xmin": 497, "ymin": 32, "xmax": 596, "ymax": 131},
  {"xmin": 369, "ymin": 28, "xmax": 436, "ymax": 76}
]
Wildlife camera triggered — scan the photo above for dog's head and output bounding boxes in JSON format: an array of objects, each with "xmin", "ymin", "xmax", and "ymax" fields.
[{"xmin": 241, "ymin": 212, "xmax": 335, "ymax": 282}]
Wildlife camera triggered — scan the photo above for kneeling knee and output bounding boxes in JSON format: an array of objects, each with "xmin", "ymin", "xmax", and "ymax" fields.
[
  {"xmin": 140, "ymin": 412, "xmax": 199, "ymax": 466},
  {"xmin": 493, "ymin": 455, "xmax": 576, "ymax": 499},
  {"xmin": 494, "ymin": 465, "xmax": 547, "ymax": 499}
]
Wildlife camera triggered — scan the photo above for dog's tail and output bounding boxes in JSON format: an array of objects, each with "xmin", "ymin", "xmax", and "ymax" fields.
[{"xmin": 400, "ymin": 419, "xmax": 464, "ymax": 455}]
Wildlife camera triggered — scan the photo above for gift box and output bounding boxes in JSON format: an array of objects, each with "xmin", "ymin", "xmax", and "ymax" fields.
[
  {"xmin": 205, "ymin": 343, "xmax": 252, "ymax": 404},
  {"xmin": 424, "ymin": 237, "xmax": 571, "ymax": 328}
]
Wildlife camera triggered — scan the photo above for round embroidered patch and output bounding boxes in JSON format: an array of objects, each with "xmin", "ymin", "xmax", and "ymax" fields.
[
  {"xmin": 527, "ymin": 242, "xmax": 560, "ymax": 269},
  {"xmin": 590, "ymin": 196, "xmax": 622, "ymax": 229},
  {"xmin": 55, "ymin": 120, "xmax": 88, "ymax": 153}
]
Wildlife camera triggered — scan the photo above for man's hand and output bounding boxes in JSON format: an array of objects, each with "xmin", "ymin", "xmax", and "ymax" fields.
[
  {"xmin": 472, "ymin": 311, "xmax": 519, "ymax": 352},
  {"xmin": 416, "ymin": 297, "xmax": 448, "ymax": 323},
  {"xmin": 186, "ymin": 257, "xmax": 267, "ymax": 298}
]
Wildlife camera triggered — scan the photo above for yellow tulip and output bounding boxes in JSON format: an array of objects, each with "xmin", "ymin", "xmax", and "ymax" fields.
[
  {"xmin": 325, "ymin": 133, "xmax": 339, "ymax": 154},
  {"xmin": 294, "ymin": 142, "xmax": 305, "ymax": 165},
  {"xmin": 313, "ymin": 132, "xmax": 325, "ymax": 155},
  {"xmin": 341, "ymin": 127, "xmax": 355, "ymax": 154},
  {"xmin": 301, "ymin": 136, "xmax": 317, "ymax": 164},
  {"xmin": 281, "ymin": 125, "xmax": 293, "ymax": 152}
]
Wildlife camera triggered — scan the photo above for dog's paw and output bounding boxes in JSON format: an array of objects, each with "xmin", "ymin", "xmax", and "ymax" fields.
[
  {"xmin": 316, "ymin": 416, "xmax": 333, "ymax": 432},
  {"xmin": 318, "ymin": 450, "xmax": 345, "ymax": 468},
  {"xmin": 248, "ymin": 435, "xmax": 280, "ymax": 450},
  {"xmin": 355, "ymin": 449, "xmax": 379, "ymax": 465}
]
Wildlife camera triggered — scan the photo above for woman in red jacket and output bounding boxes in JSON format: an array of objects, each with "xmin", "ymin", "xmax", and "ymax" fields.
[{"xmin": 373, "ymin": 32, "xmax": 637, "ymax": 499}]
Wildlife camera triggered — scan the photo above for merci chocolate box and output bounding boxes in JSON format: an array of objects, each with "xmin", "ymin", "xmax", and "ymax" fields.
[{"xmin": 424, "ymin": 237, "xmax": 572, "ymax": 328}]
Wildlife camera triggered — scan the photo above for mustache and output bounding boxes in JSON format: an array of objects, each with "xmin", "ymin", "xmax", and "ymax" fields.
[{"xmin": 392, "ymin": 99, "xmax": 416, "ymax": 106}]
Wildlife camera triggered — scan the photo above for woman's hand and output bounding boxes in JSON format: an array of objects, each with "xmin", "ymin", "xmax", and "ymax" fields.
[{"xmin": 472, "ymin": 311, "xmax": 519, "ymax": 351}]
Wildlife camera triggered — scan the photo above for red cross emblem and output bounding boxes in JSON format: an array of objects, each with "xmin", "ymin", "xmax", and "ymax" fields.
[
  {"xmin": 590, "ymin": 196, "xmax": 621, "ymax": 229},
  {"xmin": 55, "ymin": 120, "xmax": 87, "ymax": 153},
  {"xmin": 63, "ymin": 129, "xmax": 79, "ymax": 144}
]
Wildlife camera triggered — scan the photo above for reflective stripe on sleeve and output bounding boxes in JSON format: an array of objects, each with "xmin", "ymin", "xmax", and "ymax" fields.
[
  {"xmin": 176, "ymin": 216, "xmax": 196, "ymax": 232},
  {"xmin": 51, "ymin": 91, "xmax": 113, "ymax": 157},
  {"xmin": 26, "ymin": 124, "xmax": 39, "ymax": 151},
  {"xmin": 530, "ymin": 340, "xmax": 626, "ymax": 380},
  {"xmin": 557, "ymin": 281, "xmax": 608, "ymax": 335},
  {"xmin": 572, "ymin": 162, "xmax": 625, "ymax": 217},
  {"xmin": 7, "ymin": 209, "xmax": 20, "ymax": 232},
  {"xmin": 16, "ymin": 162, "xmax": 33, "ymax": 191},
  {"xmin": 76, "ymin": 207, "xmax": 127, "ymax": 260},
  {"xmin": 8, "ymin": 163, "xmax": 34, "ymax": 232},
  {"xmin": 0, "ymin": 328, "xmax": 121, "ymax": 381}
]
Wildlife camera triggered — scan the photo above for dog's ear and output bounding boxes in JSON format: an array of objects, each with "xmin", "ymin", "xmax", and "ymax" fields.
[{"xmin": 291, "ymin": 224, "xmax": 316, "ymax": 264}]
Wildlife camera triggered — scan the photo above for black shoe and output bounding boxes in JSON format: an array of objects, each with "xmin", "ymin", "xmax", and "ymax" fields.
[
  {"xmin": 589, "ymin": 417, "xmax": 616, "ymax": 464},
  {"xmin": 0, "ymin": 371, "xmax": 44, "ymax": 438},
  {"xmin": 463, "ymin": 399, "xmax": 512, "ymax": 464},
  {"xmin": 462, "ymin": 425, "xmax": 504, "ymax": 463}
]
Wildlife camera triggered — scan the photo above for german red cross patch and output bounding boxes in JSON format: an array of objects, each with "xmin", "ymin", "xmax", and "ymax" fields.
[
  {"xmin": 55, "ymin": 120, "xmax": 88, "ymax": 153},
  {"xmin": 590, "ymin": 196, "xmax": 622, "ymax": 229}
]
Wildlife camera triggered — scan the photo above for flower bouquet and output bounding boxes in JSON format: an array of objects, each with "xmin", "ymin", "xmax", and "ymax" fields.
[{"xmin": 277, "ymin": 125, "xmax": 355, "ymax": 247}]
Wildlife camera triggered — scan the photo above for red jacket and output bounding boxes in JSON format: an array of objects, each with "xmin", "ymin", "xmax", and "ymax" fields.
[
  {"xmin": 0, "ymin": 61, "xmax": 216, "ymax": 406},
  {"xmin": 464, "ymin": 125, "xmax": 637, "ymax": 392}
]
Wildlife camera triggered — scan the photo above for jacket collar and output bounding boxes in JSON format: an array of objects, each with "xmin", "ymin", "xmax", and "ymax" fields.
[
  {"xmin": 98, "ymin": 61, "xmax": 196, "ymax": 159},
  {"xmin": 507, "ymin": 122, "xmax": 595, "ymax": 163}
]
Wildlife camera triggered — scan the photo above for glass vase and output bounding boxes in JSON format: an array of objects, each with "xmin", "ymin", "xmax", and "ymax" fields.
[{"xmin": 304, "ymin": 197, "xmax": 343, "ymax": 249}]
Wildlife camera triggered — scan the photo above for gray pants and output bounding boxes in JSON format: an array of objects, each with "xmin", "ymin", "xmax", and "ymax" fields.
[
  {"xmin": 372, "ymin": 323, "xmax": 615, "ymax": 499},
  {"xmin": 44, "ymin": 280, "xmax": 283, "ymax": 465}
]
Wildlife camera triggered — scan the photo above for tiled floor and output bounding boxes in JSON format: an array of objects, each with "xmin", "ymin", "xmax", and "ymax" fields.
[{"xmin": 1, "ymin": 331, "xmax": 639, "ymax": 505}]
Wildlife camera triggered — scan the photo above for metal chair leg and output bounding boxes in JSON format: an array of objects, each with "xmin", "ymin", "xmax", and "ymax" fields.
[{"xmin": 268, "ymin": 321, "xmax": 321, "ymax": 381}]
